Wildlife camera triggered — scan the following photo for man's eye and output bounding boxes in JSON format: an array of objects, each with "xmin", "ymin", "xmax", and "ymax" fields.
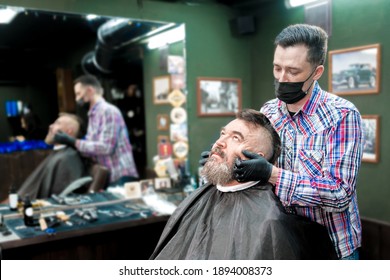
[{"xmin": 233, "ymin": 135, "xmax": 240, "ymax": 141}]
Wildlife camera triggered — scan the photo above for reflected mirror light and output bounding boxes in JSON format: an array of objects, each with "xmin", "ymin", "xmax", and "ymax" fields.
[
  {"xmin": 146, "ymin": 24, "xmax": 185, "ymax": 50},
  {"xmin": 0, "ymin": 6, "xmax": 24, "ymax": 24},
  {"xmin": 285, "ymin": 0, "xmax": 320, "ymax": 8}
]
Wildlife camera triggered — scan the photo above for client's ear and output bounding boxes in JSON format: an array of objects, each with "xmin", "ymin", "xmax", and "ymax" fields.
[{"xmin": 258, "ymin": 151, "xmax": 265, "ymax": 158}]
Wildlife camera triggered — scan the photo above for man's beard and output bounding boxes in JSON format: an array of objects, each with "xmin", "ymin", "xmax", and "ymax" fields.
[{"xmin": 200, "ymin": 147, "xmax": 235, "ymax": 185}]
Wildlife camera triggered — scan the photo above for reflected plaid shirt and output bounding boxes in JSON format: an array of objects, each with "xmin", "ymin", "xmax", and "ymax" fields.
[
  {"xmin": 261, "ymin": 82, "xmax": 363, "ymax": 258},
  {"xmin": 76, "ymin": 98, "xmax": 139, "ymax": 183}
]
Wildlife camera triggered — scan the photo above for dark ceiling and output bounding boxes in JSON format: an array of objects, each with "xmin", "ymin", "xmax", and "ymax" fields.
[{"xmin": 0, "ymin": 7, "xmax": 167, "ymax": 83}]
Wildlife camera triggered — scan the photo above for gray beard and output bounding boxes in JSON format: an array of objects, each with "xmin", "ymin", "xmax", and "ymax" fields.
[{"xmin": 201, "ymin": 157, "xmax": 235, "ymax": 185}]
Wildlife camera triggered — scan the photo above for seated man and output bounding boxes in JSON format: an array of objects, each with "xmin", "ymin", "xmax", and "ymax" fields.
[
  {"xmin": 17, "ymin": 113, "xmax": 88, "ymax": 200},
  {"xmin": 150, "ymin": 109, "xmax": 336, "ymax": 260}
]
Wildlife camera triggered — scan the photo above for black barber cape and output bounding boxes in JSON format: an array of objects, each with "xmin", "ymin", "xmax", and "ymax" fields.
[
  {"xmin": 150, "ymin": 182, "xmax": 337, "ymax": 260},
  {"xmin": 17, "ymin": 146, "xmax": 87, "ymax": 199}
]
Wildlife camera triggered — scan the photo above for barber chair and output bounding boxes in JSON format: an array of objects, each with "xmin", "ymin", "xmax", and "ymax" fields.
[{"xmin": 59, "ymin": 164, "xmax": 109, "ymax": 197}]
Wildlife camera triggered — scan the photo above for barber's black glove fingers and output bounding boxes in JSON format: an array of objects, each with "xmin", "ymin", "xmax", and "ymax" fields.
[
  {"xmin": 199, "ymin": 150, "xmax": 211, "ymax": 166},
  {"xmin": 241, "ymin": 150, "xmax": 261, "ymax": 159},
  {"xmin": 54, "ymin": 131, "xmax": 76, "ymax": 147}
]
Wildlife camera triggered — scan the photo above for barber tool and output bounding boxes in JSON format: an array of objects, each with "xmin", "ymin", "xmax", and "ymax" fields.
[
  {"xmin": 75, "ymin": 208, "xmax": 98, "ymax": 222},
  {"xmin": 39, "ymin": 215, "xmax": 48, "ymax": 231},
  {"xmin": 51, "ymin": 194, "xmax": 65, "ymax": 205}
]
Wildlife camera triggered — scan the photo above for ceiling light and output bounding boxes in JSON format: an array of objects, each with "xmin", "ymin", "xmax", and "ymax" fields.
[{"xmin": 285, "ymin": 0, "xmax": 320, "ymax": 8}]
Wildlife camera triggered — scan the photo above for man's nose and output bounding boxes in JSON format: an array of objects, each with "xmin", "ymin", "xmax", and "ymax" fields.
[
  {"xmin": 277, "ymin": 71, "xmax": 289, "ymax": 82},
  {"xmin": 215, "ymin": 137, "xmax": 227, "ymax": 148}
]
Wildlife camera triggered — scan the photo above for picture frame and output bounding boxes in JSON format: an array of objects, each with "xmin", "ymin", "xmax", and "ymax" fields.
[
  {"xmin": 153, "ymin": 75, "xmax": 171, "ymax": 104},
  {"xmin": 197, "ymin": 77, "xmax": 242, "ymax": 116},
  {"xmin": 328, "ymin": 44, "xmax": 380, "ymax": 95},
  {"xmin": 157, "ymin": 135, "xmax": 169, "ymax": 144},
  {"xmin": 361, "ymin": 115, "xmax": 380, "ymax": 163},
  {"xmin": 154, "ymin": 177, "xmax": 172, "ymax": 190},
  {"xmin": 157, "ymin": 114, "xmax": 169, "ymax": 130}
]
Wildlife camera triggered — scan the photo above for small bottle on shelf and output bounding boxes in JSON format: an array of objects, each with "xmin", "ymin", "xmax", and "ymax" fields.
[
  {"xmin": 23, "ymin": 196, "xmax": 35, "ymax": 226},
  {"xmin": 8, "ymin": 185, "xmax": 18, "ymax": 211}
]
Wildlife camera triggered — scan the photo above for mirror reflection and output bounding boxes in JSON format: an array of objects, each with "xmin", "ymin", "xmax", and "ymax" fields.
[{"xmin": 0, "ymin": 5, "xmax": 187, "ymax": 181}]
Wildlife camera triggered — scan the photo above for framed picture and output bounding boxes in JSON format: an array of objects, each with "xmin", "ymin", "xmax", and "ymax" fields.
[
  {"xmin": 197, "ymin": 77, "xmax": 241, "ymax": 116},
  {"xmin": 124, "ymin": 182, "xmax": 142, "ymax": 199},
  {"xmin": 157, "ymin": 114, "xmax": 169, "ymax": 130},
  {"xmin": 157, "ymin": 135, "xmax": 169, "ymax": 144},
  {"xmin": 153, "ymin": 75, "xmax": 171, "ymax": 104},
  {"xmin": 361, "ymin": 115, "xmax": 380, "ymax": 163},
  {"xmin": 140, "ymin": 179, "xmax": 154, "ymax": 195},
  {"xmin": 154, "ymin": 177, "xmax": 172, "ymax": 190},
  {"xmin": 328, "ymin": 44, "xmax": 380, "ymax": 95}
]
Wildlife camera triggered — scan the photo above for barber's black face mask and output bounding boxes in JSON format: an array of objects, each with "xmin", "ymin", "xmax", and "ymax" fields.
[
  {"xmin": 274, "ymin": 67, "xmax": 317, "ymax": 104},
  {"xmin": 77, "ymin": 98, "xmax": 90, "ymax": 111}
]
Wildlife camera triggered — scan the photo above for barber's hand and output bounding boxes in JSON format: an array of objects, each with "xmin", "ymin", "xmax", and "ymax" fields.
[
  {"xmin": 234, "ymin": 150, "xmax": 273, "ymax": 184},
  {"xmin": 54, "ymin": 130, "xmax": 76, "ymax": 148},
  {"xmin": 199, "ymin": 150, "xmax": 211, "ymax": 167}
]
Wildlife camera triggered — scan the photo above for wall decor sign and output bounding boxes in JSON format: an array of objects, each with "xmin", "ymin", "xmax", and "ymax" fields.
[
  {"xmin": 168, "ymin": 89, "xmax": 186, "ymax": 107},
  {"xmin": 328, "ymin": 44, "xmax": 380, "ymax": 95},
  {"xmin": 197, "ymin": 77, "xmax": 242, "ymax": 116},
  {"xmin": 167, "ymin": 55, "xmax": 185, "ymax": 74},
  {"xmin": 173, "ymin": 141, "xmax": 189, "ymax": 159},
  {"xmin": 361, "ymin": 115, "xmax": 380, "ymax": 163},
  {"xmin": 153, "ymin": 75, "xmax": 171, "ymax": 104},
  {"xmin": 170, "ymin": 107, "xmax": 187, "ymax": 124}
]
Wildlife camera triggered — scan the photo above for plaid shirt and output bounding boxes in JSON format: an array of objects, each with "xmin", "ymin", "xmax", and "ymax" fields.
[
  {"xmin": 77, "ymin": 98, "xmax": 139, "ymax": 183},
  {"xmin": 261, "ymin": 82, "xmax": 363, "ymax": 258}
]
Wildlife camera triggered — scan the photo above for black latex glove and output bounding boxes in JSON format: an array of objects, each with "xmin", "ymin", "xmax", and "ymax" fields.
[
  {"xmin": 54, "ymin": 130, "xmax": 76, "ymax": 148},
  {"xmin": 234, "ymin": 150, "xmax": 273, "ymax": 184},
  {"xmin": 199, "ymin": 150, "xmax": 211, "ymax": 167}
]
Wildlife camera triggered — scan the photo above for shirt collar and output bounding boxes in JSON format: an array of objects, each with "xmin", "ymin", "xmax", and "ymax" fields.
[
  {"xmin": 53, "ymin": 144, "xmax": 66, "ymax": 150},
  {"xmin": 88, "ymin": 98, "xmax": 105, "ymax": 117},
  {"xmin": 217, "ymin": 181, "xmax": 259, "ymax": 192}
]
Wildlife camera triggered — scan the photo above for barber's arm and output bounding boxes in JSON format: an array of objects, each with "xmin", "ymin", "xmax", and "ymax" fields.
[{"xmin": 77, "ymin": 110, "xmax": 120, "ymax": 156}]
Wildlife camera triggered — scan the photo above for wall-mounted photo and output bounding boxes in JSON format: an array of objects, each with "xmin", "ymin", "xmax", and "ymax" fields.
[
  {"xmin": 153, "ymin": 75, "xmax": 171, "ymax": 104},
  {"xmin": 361, "ymin": 115, "xmax": 380, "ymax": 163},
  {"xmin": 157, "ymin": 114, "xmax": 169, "ymax": 130},
  {"xmin": 197, "ymin": 77, "xmax": 241, "ymax": 117},
  {"xmin": 328, "ymin": 44, "xmax": 380, "ymax": 95}
]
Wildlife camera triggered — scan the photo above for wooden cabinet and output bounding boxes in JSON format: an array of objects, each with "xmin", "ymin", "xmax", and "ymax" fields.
[{"xmin": 56, "ymin": 68, "xmax": 75, "ymax": 113}]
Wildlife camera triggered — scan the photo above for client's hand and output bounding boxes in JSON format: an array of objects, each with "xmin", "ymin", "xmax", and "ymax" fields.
[
  {"xmin": 234, "ymin": 150, "xmax": 273, "ymax": 184},
  {"xmin": 54, "ymin": 130, "xmax": 76, "ymax": 148}
]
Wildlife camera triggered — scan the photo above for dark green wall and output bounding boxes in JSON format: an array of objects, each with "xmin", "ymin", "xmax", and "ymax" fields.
[{"xmin": 249, "ymin": 0, "xmax": 390, "ymax": 222}]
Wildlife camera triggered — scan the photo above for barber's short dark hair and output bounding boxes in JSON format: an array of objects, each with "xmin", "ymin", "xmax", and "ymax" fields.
[
  {"xmin": 74, "ymin": 74, "xmax": 103, "ymax": 93},
  {"xmin": 236, "ymin": 109, "xmax": 281, "ymax": 164},
  {"xmin": 274, "ymin": 24, "xmax": 328, "ymax": 66}
]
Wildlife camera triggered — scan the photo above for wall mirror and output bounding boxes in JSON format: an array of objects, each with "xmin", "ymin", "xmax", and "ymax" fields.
[{"xmin": 0, "ymin": 4, "xmax": 187, "ymax": 178}]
